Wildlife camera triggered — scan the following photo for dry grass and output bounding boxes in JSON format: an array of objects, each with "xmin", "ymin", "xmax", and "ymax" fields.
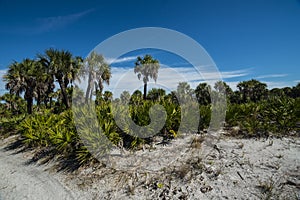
[{"xmin": 190, "ymin": 135, "xmax": 205, "ymax": 149}]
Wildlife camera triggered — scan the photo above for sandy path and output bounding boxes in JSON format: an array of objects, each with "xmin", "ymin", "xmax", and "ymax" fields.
[{"xmin": 0, "ymin": 137, "xmax": 76, "ymax": 200}]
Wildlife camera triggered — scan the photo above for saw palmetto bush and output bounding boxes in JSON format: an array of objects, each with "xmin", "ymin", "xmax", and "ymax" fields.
[
  {"xmin": 0, "ymin": 113, "xmax": 26, "ymax": 137},
  {"xmin": 225, "ymin": 103, "xmax": 266, "ymax": 137},
  {"xmin": 225, "ymin": 97, "xmax": 299, "ymax": 137},
  {"xmin": 161, "ymin": 100, "xmax": 181, "ymax": 137},
  {"xmin": 240, "ymin": 103, "xmax": 266, "ymax": 136},
  {"xmin": 49, "ymin": 110, "xmax": 79, "ymax": 154},
  {"xmin": 262, "ymin": 97, "xmax": 298, "ymax": 135},
  {"xmin": 19, "ymin": 110, "xmax": 56, "ymax": 147},
  {"xmin": 72, "ymin": 104, "xmax": 114, "ymax": 163},
  {"xmin": 226, "ymin": 103, "xmax": 243, "ymax": 127}
]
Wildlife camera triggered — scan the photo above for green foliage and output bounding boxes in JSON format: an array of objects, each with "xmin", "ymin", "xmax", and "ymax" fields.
[
  {"xmin": 0, "ymin": 114, "xmax": 26, "ymax": 137},
  {"xmin": 225, "ymin": 97, "xmax": 299, "ymax": 137},
  {"xmin": 2, "ymin": 46, "xmax": 300, "ymax": 169},
  {"xmin": 49, "ymin": 110, "xmax": 79, "ymax": 154},
  {"xmin": 19, "ymin": 110, "xmax": 55, "ymax": 147},
  {"xmin": 240, "ymin": 103, "xmax": 265, "ymax": 136},
  {"xmin": 262, "ymin": 97, "xmax": 298, "ymax": 135},
  {"xmin": 134, "ymin": 55, "xmax": 160, "ymax": 99},
  {"xmin": 198, "ymin": 105, "xmax": 211, "ymax": 131}
]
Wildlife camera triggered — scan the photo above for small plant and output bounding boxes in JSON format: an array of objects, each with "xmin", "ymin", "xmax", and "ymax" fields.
[
  {"xmin": 190, "ymin": 136, "xmax": 204, "ymax": 149},
  {"xmin": 157, "ymin": 182, "xmax": 164, "ymax": 189},
  {"xmin": 256, "ymin": 177, "xmax": 280, "ymax": 200}
]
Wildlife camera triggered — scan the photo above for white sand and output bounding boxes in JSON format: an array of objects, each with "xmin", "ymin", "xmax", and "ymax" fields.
[
  {"xmin": 0, "ymin": 134, "xmax": 299, "ymax": 199},
  {"xmin": 0, "ymin": 136, "xmax": 77, "ymax": 200}
]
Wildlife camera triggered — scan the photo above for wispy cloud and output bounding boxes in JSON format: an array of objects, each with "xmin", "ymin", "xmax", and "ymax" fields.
[
  {"xmin": 187, "ymin": 68, "xmax": 251, "ymax": 82},
  {"xmin": 34, "ymin": 9, "xmax": 94, "ymax": 34},
  {"xmin": 255, "ymin": 74, "xmax": 288, "ymax": 79},
  {"xmin": 264, "ymin": 81, "xmax": 292, "ymax": 89},
  {"xmin": 3, "ymin": 9, "xmax": 95, "ymax": 35},
  {"xmin": 102, "ymin": 66, "xmax": 252, "ymax": 98},
  {"xmin": 294, "ymin": 80, "xmax": 300, "ymax": 83},
  {"xmin": 105, "ymin": 56, "xmax": 137, "ymax": 64},
  {"xmin": 210, "ymin": 68, "xmax": 251, "ymax": 80}
]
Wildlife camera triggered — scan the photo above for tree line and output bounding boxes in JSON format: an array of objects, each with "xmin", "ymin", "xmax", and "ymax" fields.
[{"xmin": 0, "ymin": 48, "xmax": 299, "ymax": 166}]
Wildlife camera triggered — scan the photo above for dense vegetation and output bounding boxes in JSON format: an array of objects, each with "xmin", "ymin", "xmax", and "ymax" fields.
[{"xmin": 0, "ymin": 48, "xmax": 299, "ymax": 167}]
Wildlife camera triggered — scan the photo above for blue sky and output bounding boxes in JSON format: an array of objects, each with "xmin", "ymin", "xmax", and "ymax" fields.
[{"xmin": 1, "ymin": 0, "xmax": 300, "ymax": 96}]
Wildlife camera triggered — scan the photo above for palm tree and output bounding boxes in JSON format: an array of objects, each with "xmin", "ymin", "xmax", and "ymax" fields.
[
  {"xmin": 176, "ymin": 82, "xmax": 194, "ymax": 103},
  {"xmin": 134, "ymin": 55, "xmax": 160, "ymax": 100},
  {"xmin": 3, "ymin": 61, "xmax": 25, "ymax": 97},
  {"xmin": 4, "ymin": 59, "xmax": 38, "ymax": 114},
  {"xmin": 195, "ymin": 83, "xmax": 211, "ymax": 105},
  {"xmin": 21, "ymin": 59, "xmax": 38, "ymax": 114},
  {"xmin": 120, "ymin": 90, "xmax": 131, "ymax": 103},
  {"xmin": 84, "ymin": 51, "xmax": 111, "ymax": 103},
  {"xmin": 37, "ymin": 55, "xmax": 55, "ymax": 108},
  {"xmin": 39, "ymin": 48, "xmax": 82, "ymax": 109},
  {"xmin": 214, "ymin": 81, "xmax": 233, "ymax": 97},
  {"xmin": 33, "ymin": 61, "xmax": 49, "ymax": 107},
  {"xmin": 147, "ymin": 88, "xmax": 166, "ymax": 101}
]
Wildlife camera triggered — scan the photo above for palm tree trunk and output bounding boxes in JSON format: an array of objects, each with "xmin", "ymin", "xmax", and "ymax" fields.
[
  {"xmin": 58, "ymin": 80, "xmax": 70, "ymax": 109},
  {"xmin": 85, "ymin": 73, "xmax": 93, "ymax": 103},
  {"xmin": 27, "ymin": 98, "xmax": 33, "ymax": 114},
  {"xmin": 143, "ymin": 83, "xmax": 147, "ymax": 100},
  {"xmin": 89, "ymin": 87, "xmax": 94, "ymax": 101},
  {"xmin": 37, "ymin": 91, "xmax": 41, "ymax": 107},
  {"xmin": 99, "ymin": 79, "xmax": 103, "ymax": 96},
  {"xmin": 25, "ymin": 90, "xmax": 33, "ymax": 114}
]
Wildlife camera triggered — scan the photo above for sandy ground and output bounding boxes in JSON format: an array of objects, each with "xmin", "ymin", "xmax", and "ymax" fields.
[
  {"xmin": 0, "ymin": 136, "xmax": 77, "ymax": 200},
  {"xmin": 0, "ymin": 133, "xmax": 299, "ymax": 200}
]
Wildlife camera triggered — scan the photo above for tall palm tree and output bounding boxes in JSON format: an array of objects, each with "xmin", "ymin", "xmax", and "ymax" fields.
[
  {"xmin": 33, "ymin": 61, "xmax": 49, "ymax": 107},
  {"xmin": 84, "ymin": 51, "xmax": 111, "ymax": 103},
  {"xmin": 214, "ymin": 81, "xmax": 233, "ymax": 97},
  {"xmin": 39, "ymin": 48, "xmax": 82, "ymax": 109},
  {"xmin": 3, "ymin": 61, "xmax": 25, "ymax": 97},
  {"xmin": 4, "ymin": 59, "xmax": 38, "ymax": 114},
  {"xmin": 195, "ymin": 83, "xmax": 211, "ymax": 105},
  {"xmin": 21, "ymin": 59, "xmax": 37, "ymax": 114},
  {"xmin": 134, "ymin": 55, "xmax": 160, "ymax": 100},
  {"xmin": 176, "ymin": 82, "xmax": 194, "ymax": 103}
]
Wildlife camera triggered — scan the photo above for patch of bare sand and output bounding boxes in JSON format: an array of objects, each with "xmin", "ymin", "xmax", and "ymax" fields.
[
  {"xmin": 0, "ymin": 136, "xmax": 79, "ymax": 200},
  {"xmin": 0, "ymin": 133, "xmax": 299, "ymax": 199}
]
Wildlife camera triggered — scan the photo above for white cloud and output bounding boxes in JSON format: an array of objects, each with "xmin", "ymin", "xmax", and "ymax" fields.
[
  {"xmin": 0, "ymin": 69, "xmax": 6, "ymax": 75},
  {"xmin": 264, "ymin": 81, "xmax": 292, "ymax": 89},
  {"xmin": 223, "ymin": 81, "xmax": 240, "ymax": 91},
  {"xmin": 202, "ymin": 68, "xmax": 251, "ymax": 80},
  {"xmin": 105, "ymin": 56, "xmax": 137, "ymax": 64},
  {"xmin": 102, "ymin": 66, "xmax": 251, "ymax": 98},
  {"xmin": 294, "ymin": 80, "xmax": 300, "ymax": 83},
  {"xmin": 0, "ymin": 69, "xmax": 7, "ymax": 95},
  {"xmin": 255, "ymin": 74, "xmax": 288, "ymax": 79}
]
